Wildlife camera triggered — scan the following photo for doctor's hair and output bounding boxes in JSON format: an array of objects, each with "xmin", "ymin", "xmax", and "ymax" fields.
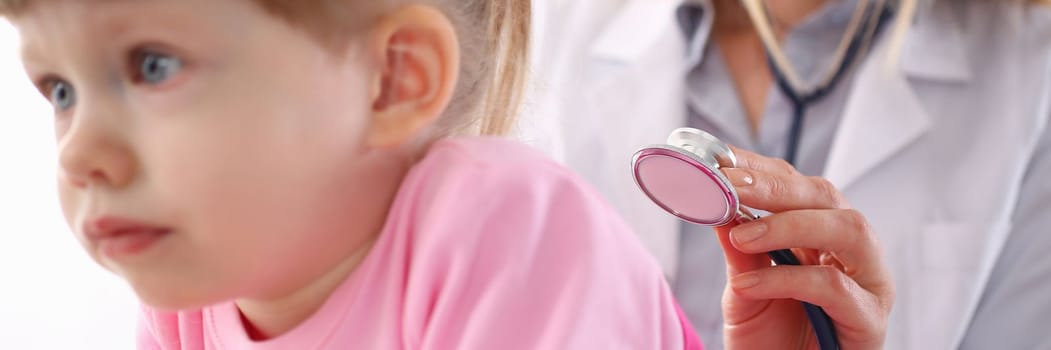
[{"xmin": 0, "ymin": 0, "xmax": 531, "ymax": 137}]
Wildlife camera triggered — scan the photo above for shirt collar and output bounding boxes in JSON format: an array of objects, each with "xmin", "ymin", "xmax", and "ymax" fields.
[
  {"xmin": 676, "ymin": 0, "xmax": 714, "ymax": 65},
  {"xmin": 677, "ymin": 0, "xmax": 865, "ymax": 67}
]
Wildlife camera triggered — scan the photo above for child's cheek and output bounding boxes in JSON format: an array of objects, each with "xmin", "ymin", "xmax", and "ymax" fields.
[{"xmin": 56, "ymin": 182, "xmax": 82, "ymax": 236}]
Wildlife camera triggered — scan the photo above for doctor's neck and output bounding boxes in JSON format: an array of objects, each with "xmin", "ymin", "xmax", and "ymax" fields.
[{"xmin": 713, "ymin": 0, "xmax": 827, "ymax": 34}]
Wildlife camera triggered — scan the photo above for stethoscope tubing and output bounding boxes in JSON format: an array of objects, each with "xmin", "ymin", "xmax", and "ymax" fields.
[
  {"xmin": 768, "ymin": 249, "xmax": 841, "ymax": 350},
  {"xmin": 736, "ymin": 211, "xmax": 840, "ymax": 350},
  {"xmin": 772, "ymin": 2, "xmax": 893, "ymax": 166}
]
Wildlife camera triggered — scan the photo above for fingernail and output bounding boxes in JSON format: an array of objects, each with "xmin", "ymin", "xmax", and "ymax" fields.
[
  {"xmin": 724, "ymin": 169, "xmax": 754, "ymax": 187},
  {"xmin": 731, "ymin": 272, "xmax": 761, "ymax": 289},
  {"xmin": 732, "ymin": 222, "xmax": 767, "ymax": 244}
]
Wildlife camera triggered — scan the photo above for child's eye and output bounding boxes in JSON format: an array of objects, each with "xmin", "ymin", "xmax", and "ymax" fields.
[
  {"xmin": 46, "ymin": 80, "xmax": 77, "ymax": 111},
  {"xmin": 133, "ymin": 50, "xmax": 183, "ymax": 85}
]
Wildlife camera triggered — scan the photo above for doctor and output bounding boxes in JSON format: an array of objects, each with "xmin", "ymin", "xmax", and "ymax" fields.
[{"xmin": 524, "ymin": 0, "xmax": 1051, "ymax": 349}]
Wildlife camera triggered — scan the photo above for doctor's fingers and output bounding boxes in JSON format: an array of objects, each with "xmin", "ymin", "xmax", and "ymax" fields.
[
  {"xmin": 722, "ymin": 168, "xmax": 850, "ymax": 212},
  {"xmin": 729, "ymin": 146, "xmax": 800, "ymax": 176},
  {"xmin": 728, "ymin": 265, "xmax": 892, "ymax": 346},
  {"xmin": 727, "ymin": 209, "xmax": 890, "ymax": 288}
]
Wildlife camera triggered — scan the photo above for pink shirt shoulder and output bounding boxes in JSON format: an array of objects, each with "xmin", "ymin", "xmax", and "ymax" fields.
[{"xmin": 138, "ymin": 137, "xmax": 702, "ymax": 350}]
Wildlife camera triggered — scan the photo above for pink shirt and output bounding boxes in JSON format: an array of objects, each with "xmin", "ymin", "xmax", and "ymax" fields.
[{"xmin": 138, "ymin": 138, "xmax": 703, "ymax": 350}]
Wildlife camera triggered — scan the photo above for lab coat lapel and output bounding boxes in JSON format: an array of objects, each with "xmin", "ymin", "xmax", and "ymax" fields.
[
  {"xmin": 823, "ymin": 0, "xmax": 970, "ymax": 190},
  {"xmin": 583, "ymin": 0, "xmax": 690, "ymax": 278},
  {"xmin": 585, "ymin": 0, "xmax": 696, "ymax": 157}
]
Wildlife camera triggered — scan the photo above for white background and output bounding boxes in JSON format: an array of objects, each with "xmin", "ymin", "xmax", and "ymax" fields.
[{"xmin": 0, "ymin": 20, "xmax": 138, "ymax": 350}]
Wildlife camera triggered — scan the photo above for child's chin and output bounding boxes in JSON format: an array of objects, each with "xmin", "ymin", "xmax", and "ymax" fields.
[{"xmin": 128, "ymin": 280, "xmax": 225, "ymax": 312}]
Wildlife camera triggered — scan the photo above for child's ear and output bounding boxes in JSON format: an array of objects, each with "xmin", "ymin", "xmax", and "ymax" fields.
[{"xmin": 365, "ymin": 5, "xmax": 460, "ymax": 148}]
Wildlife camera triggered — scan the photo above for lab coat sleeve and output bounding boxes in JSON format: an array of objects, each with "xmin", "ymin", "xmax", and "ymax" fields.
[{"xmin": 959, "ymin": 56, "xmax": 1051, "ymax": 349}]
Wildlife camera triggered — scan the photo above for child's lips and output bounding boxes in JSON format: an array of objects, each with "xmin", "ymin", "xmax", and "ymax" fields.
[{"xmin": 83, "ymin": 216, "xmax": 173, "ymax": 258}]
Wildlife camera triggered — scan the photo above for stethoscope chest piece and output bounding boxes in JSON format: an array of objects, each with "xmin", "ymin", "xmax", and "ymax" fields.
[{"xmin": 631, "ymin": 128, "xmax": 744, "ymax": 227}]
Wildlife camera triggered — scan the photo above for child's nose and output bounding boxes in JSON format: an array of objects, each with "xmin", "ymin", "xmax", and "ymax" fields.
[{"xmin": 58, "ymin": 105, "xmax": 137, "ymax": 190}]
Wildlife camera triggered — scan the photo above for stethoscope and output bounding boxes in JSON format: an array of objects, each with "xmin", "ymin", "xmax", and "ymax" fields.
[
  {"xmin": 634, "ymin": 128, "xmax": 842, "ymax": 349},
  {"xmin": 748, "ymin": 0, "xmax": 892, "ymax": 165},
  {"xmin": 631, "ymin": 1, "xmax": 908, "ymax": 349}
]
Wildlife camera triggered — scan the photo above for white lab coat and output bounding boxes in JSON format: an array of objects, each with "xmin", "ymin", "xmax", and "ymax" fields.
[{"xmin": 520, "ymin": 0, "xmax": 1051, "ymax": 349}]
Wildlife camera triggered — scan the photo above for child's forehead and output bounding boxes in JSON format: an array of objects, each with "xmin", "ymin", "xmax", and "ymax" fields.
[
  {"xmin": 19, "ymin": 3, "xmax": 139, "ymax": 35},
  {"xmin": 6, "ymin": 0, "xmax": 138, "ymax": 19},
  {"xmin": 14, "ymin": 0, "xmax": 264, "ymax": 32},
  {"xmin": 15, "ymin": 1, "xmax": 256, "ymax": 51},
  {"xmin": 0, "ymin": 0, "xmax": 26, "ymax": 15}
]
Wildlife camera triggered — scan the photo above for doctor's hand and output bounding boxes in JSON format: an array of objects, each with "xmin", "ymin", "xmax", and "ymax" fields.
[{"xmin": 716, "ymin": 148, "xmax": 895, "ymax": 350}]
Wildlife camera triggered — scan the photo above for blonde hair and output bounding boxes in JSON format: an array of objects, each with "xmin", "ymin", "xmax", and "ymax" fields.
[{"xmin": 0, "ymin": 0, "xmax": 531, "ymax": 136}]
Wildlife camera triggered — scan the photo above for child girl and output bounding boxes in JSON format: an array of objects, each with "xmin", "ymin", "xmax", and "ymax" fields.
[{"xmin": 1, "ymin": 0, "xmax": 703, "ymax": 348}]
